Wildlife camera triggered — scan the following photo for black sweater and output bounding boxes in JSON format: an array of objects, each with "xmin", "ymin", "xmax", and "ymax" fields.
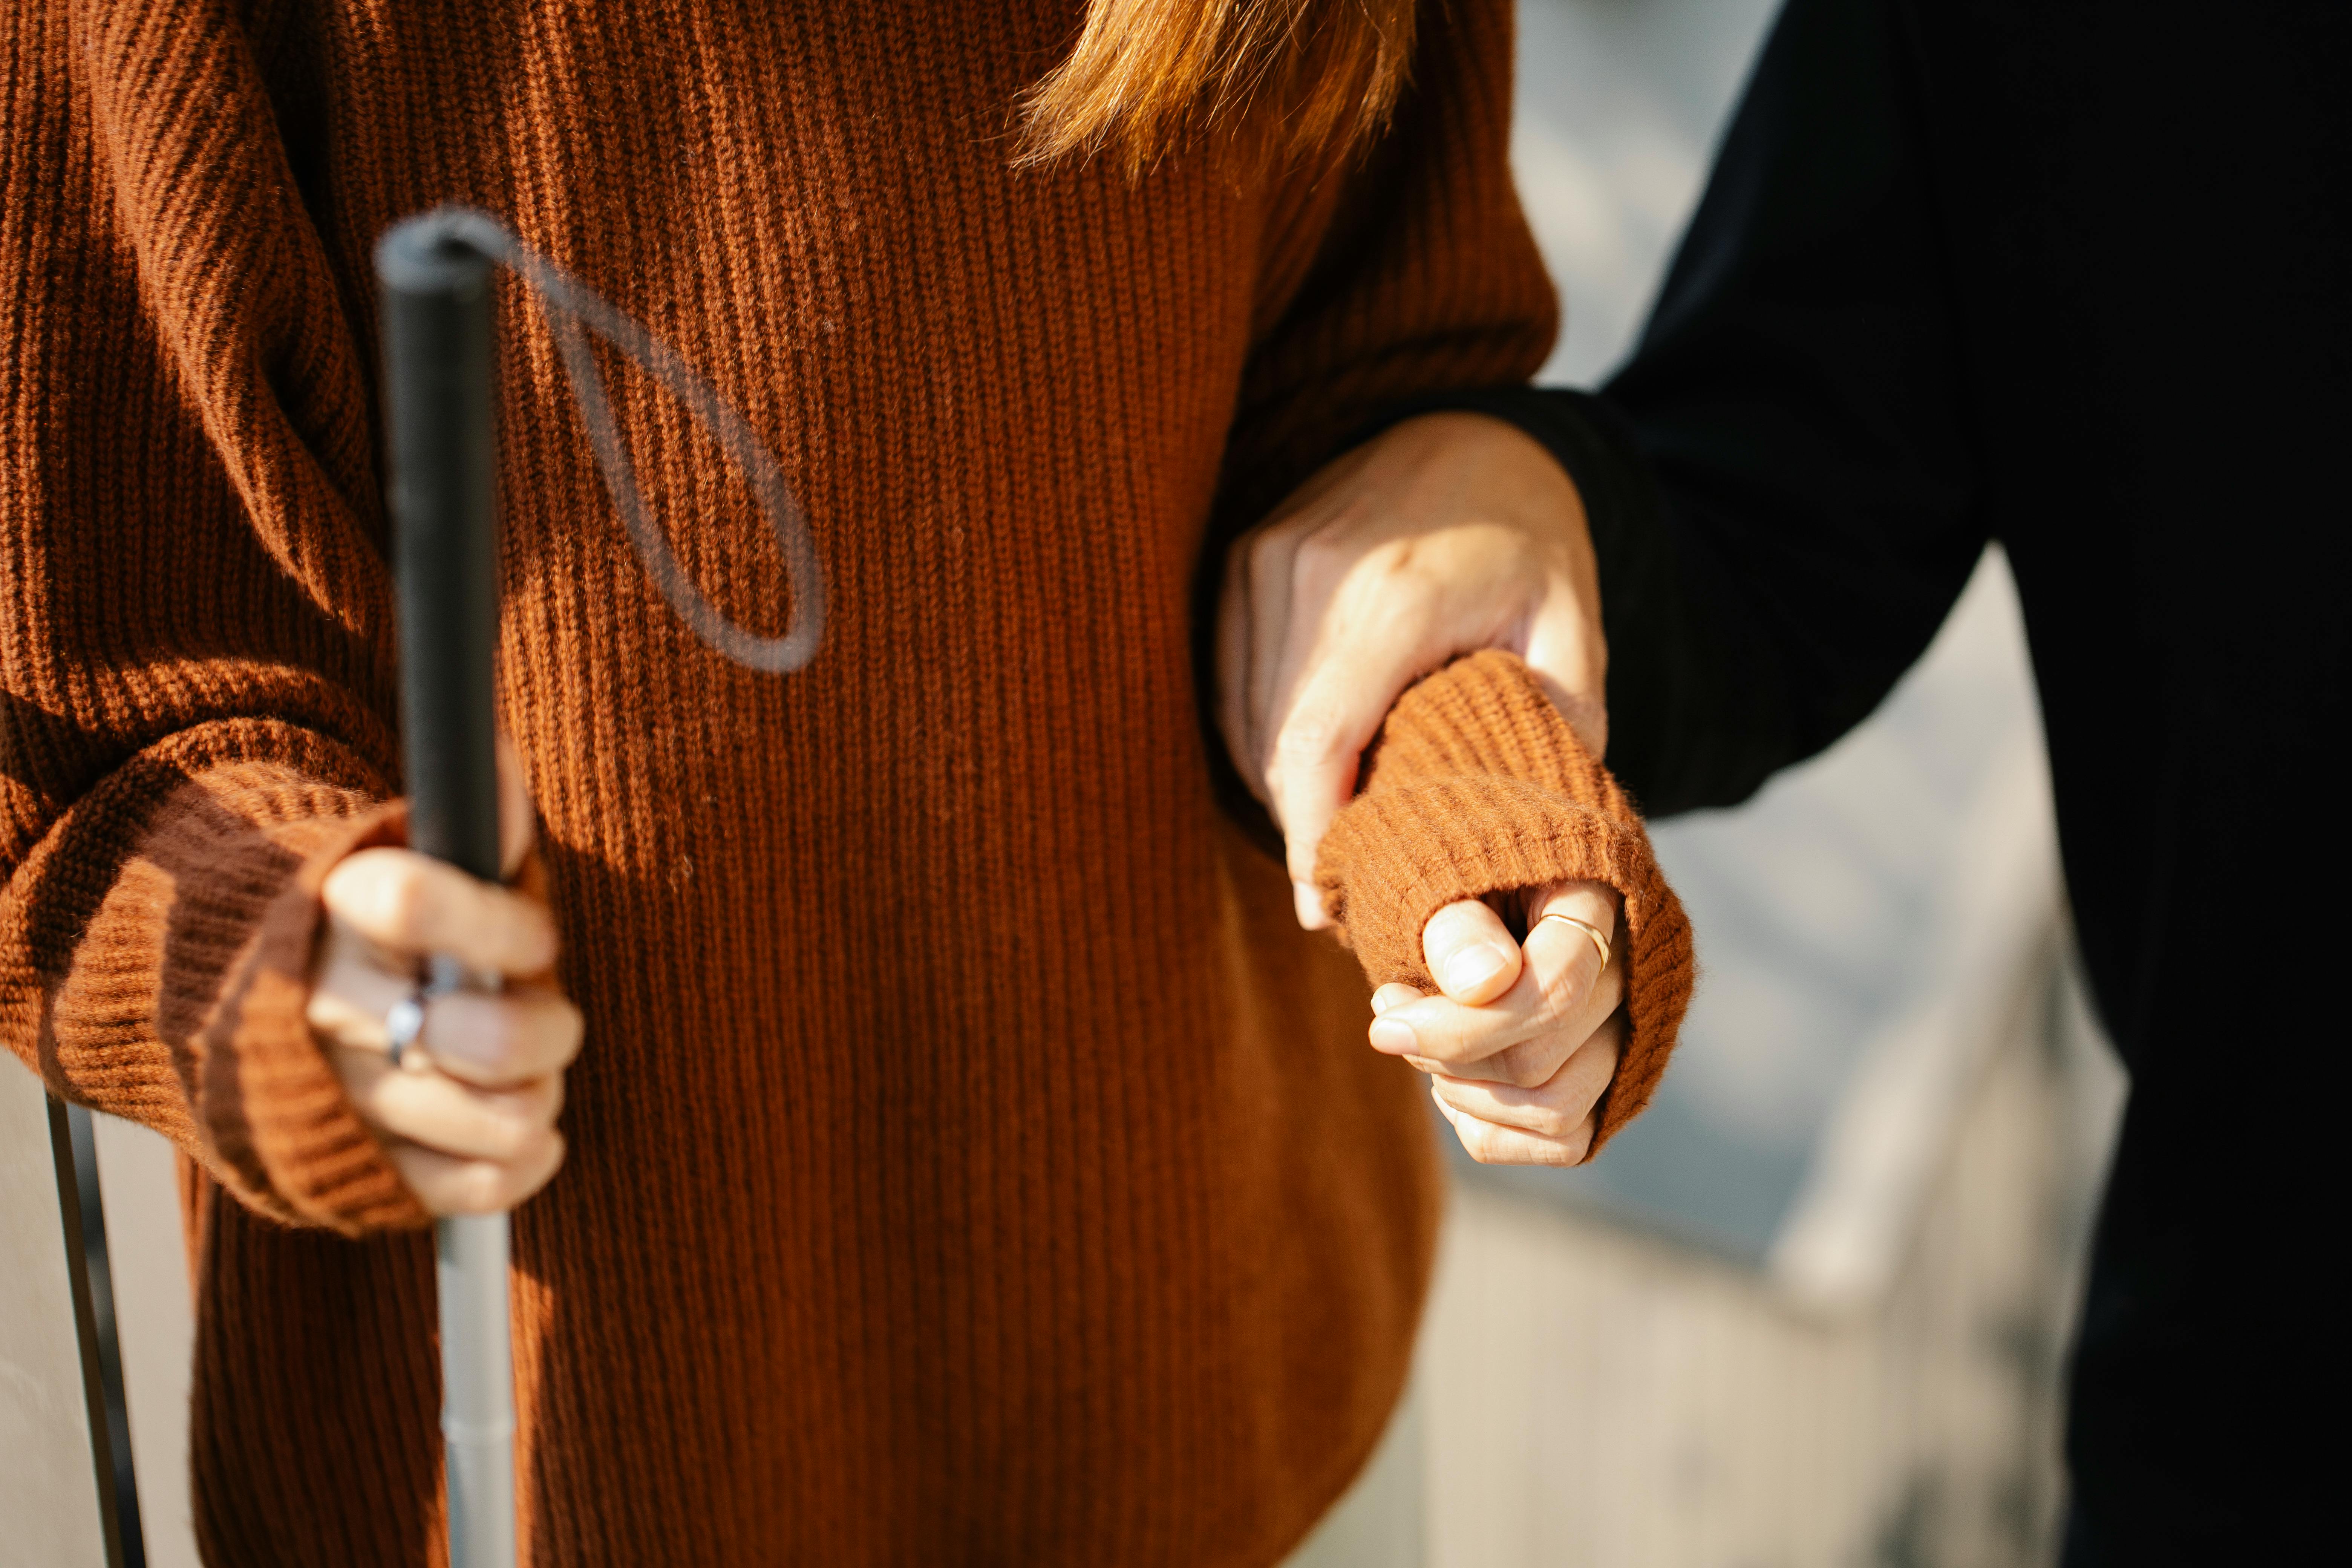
[{"xmin": 1461, "ymin": 0, "xmax": 2347, "ymax": 1559}]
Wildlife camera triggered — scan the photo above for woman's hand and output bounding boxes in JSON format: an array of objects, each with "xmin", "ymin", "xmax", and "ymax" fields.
[
  {"xmin": 1376, "ymin": 879, "xmax": 1625, "ymax": 1166},
  {"xmin": 1217, "ymin": 410, "xmax": 1620, "ymax": 1166},
  {"xmin": 1216, "ymin": 411, "xmax": 1606, "ymax": 927},
  {"xmin": 303, "ymin": 740, "xmax": 581, "ymax": 1214}
]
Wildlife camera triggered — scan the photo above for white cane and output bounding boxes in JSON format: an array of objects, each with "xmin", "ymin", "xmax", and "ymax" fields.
[
  {"xmin": 374, "ymin": 208, "xmax": 824, "ymax": 1568},
  {"xmin": 378, "ymin": 222, "xmax": 519, "ymax": 1568}
]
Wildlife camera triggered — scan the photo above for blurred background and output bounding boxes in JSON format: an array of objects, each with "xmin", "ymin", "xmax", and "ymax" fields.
[
  {"xmin": 2, "ymin": 5, "xmax": 2128, "ymax": 1566},
  {"xmin": 1415, "ymin": 3, "xmax": 2127, "ymax": 1565}
]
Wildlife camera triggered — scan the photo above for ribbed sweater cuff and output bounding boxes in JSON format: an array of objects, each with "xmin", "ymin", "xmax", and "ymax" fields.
[
  {"xmin": 193, "ymin": 794, "xmax": 425, "ymax": 1234},
  {"xmin": 24, "ymin": 746, "xmax": 426, "ymax": 1234},
  {"xmin": 1313, "ymin": 650, "xmax": 1695, "ymax": 1150}
]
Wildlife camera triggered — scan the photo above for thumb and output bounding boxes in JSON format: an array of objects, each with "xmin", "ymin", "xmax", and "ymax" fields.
[
  {"xmin": 1265, "ymin": 719, "xmax": 1363, "ymax": 934},
  {"xmin": 1421, "ymin": 897, "xmax": 1523, "ymax": 1006},
  {"xmin": 1267, "ymin": 660, "xmax": 1419, "ymax": 932}
]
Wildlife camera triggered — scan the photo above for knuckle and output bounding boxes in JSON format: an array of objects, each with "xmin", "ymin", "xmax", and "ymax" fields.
[
  {"xmin": 451, "ymin": 994, "xmax": 571, "ymax": 1076},
  {"xmin": 411, "ymin": 1173, "xmax": 459, "ymax": 1215},
  {"xmin": 518, "ymin": 1078, "xmax": 564, "ymax": 1132},
  {"xmin": 1534, "ymin": 978, "xmax": 1582, "ymax": 1029},
  {"xmin": 499, "ymin": 998, "xmax": 559, "ymax": 1066},
  {"xmin": 470, "ymin": 893, "xmax": 523, "ymax": 967},
  {"xmin": 435, "ymin": 1004, "xmax": 513, "ymax": 1076},
  {"xmin": 1362, "ymin": 537, "xmax": 1423, "ymax": 581},
  {"xmin": 303, "ymin": 986, "xmax": 352, "ymax": 1038},
  {"xmin": 463, "ymin": 1001, "xmax": 521, "ymax": 1065},
  {"xmin": 503, "ymin": 898, "xmax": 557, "ymax": 964},
  {"xmin": 1415, "ymin": 1032, "xmax": 1472, "ymax": 1069},
  {"xmin": 445, "ymin": 1163, "xmax": 506, "ymax": 1213},
  {"xmin": 1271, "ymin": 717, "xmax": 1341, "ymax": 767},
  {"xmin": 470, "ymin": 1122, "xmax": 524, "ymax": 1167},
  {"xmin": 1446, "ymin": 1115, "xmax": 1493, "ymax": 1162},
  {"xmin": 500, "ymin": 1003, "xmax": 547, "ymax": 1066},
  {"xmin": 378, "ymin": 1076, "xmax": 450, "ymax": 1141},
  {"xmin": 464, "ymin": 1162, "xmax": 511, "ymax": 1213},
  {"xmin": 322, "ymin": 850, "xmax": 389, "ymax": 908},
  {"xmin": 479, "ymin": 1098, "xmax": 542, "ymax": 1161},
  {"xmin": 400, "ymin": 1156, "xmax": 462, "ymax": 1215},
  {"xmin": 373, "ymin": 865, "xmax": 435, "ymax": 944},
  {"xmin": 346, "ymin": 1071, "xmax": 398, "ymax": 1130},
  {"xmin": 1502, "ymin": 1049, "xmax": 1551, "ymax": 1090},
  {"xmin": 1423, "ymin": 902, "xmax": 1487, "ymax": 944}
]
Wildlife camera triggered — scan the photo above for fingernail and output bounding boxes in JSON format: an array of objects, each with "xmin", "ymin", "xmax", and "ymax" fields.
[
  {"xmin": 1444, "ymin": 946, "xmax": 1507, "ymax": 997},
  {"xmin": 1369, "ymin": 1018, "xmax": 1417, "ymax": 1054}
]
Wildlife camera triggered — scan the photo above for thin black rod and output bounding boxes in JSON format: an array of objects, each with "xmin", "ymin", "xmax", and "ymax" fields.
[
  {"xmin": 45, "ymin": 1095, "xmax": 128, "ymax": 1568},
  {"xmin": 377, "ymin": 215, "xmax": 516, "ymax": 1568},
  {"xmin": 380, "ymin": 224, "xmax": 502, "ymax": 881}
]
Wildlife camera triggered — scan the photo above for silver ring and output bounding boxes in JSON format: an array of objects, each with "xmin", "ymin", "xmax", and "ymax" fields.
[{"xmin": 384, "ymin": 991, "xmax": 428, "ymax": 1069}]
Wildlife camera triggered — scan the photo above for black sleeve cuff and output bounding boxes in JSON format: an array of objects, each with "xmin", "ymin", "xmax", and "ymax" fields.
[{"xmin": 1358, "ymin": 386, "xmax": 1747, "ymax": 817}]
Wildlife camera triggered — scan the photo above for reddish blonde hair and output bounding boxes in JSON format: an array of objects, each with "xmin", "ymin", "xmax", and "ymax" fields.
[{"xmin": 1020, "ymin": 0, "xmax": 1418, "ymax": 172}]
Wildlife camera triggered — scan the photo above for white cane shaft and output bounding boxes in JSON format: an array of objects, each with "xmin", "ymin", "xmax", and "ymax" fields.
[{"xmin": 437, "ymin": 1214, "xmax": 517, "ymax": 1568}]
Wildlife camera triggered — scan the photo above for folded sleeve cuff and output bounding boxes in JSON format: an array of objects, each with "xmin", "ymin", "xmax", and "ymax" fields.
[
  {"xmin": 189, "ymin": 794, "xmax": 427, "ymax": 1234},
  {"xmin": 1313, "ymin": 650, "xmax": 1695, "ymax": 1150},
  {"xmin": 14, "ymin": 724, "xmax": 427, "ymax": 1234}
]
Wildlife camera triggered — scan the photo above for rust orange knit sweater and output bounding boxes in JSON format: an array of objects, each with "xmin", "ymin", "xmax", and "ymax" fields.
[{"xmin": 1, "ymin": 2, "xmax": 1691, "ymax": 1562}]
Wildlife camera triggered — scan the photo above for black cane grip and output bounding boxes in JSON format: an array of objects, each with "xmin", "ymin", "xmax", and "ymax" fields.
[{"xmin": 378, "ymin": 217, "xmax": 503, "ymax": 884}]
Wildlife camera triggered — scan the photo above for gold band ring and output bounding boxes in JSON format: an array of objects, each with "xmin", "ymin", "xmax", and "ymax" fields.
[{"xmin": 1537, "ymin": 911, "xmax": 1611, "ymax": 972}]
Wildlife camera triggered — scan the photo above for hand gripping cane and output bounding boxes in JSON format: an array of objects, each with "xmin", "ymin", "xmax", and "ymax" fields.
[{"xmin": 375, "ymin": 210, "xmax": 824, "ymax": 1568}]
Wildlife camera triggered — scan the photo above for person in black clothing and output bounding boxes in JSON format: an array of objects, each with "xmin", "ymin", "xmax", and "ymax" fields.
[{"xmin": 1370, "ymin": 0, "xmax": 2342, "ymax": 1557}]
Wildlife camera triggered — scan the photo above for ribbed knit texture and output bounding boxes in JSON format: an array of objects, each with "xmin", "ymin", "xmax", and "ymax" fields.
[
  {"xmin": 1315, "ymin": 650, "xmax": 1695, "ymax": 1152},
  {"xmin": 1, "ymin": 2, "xmax": 1675, "ymax": 1563}
]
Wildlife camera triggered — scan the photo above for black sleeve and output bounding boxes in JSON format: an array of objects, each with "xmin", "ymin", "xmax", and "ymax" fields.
[{"xmin": 1439, "ymin": 0, "xmax": 1988, "ymax": 817}]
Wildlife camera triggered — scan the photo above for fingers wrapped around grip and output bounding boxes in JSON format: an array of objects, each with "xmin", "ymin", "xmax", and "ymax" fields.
[
  {"xmin": 403, "ymin": 987, "xmax": 582, "ymax": 1087},
  {"xmin": 334, "ymin": 1050, "xmax": 566, "ymax": 1163},
  {"xmin": 309, "ymin": 799, "xmax": 581, "ymax": 1215},
  {"xmin": 387, "ymin": 1136, "xmax": 570, "ymax": 1216},
  {"xmin": 322, "ymin": 847, "xmax": 558, "ymax": 978}
]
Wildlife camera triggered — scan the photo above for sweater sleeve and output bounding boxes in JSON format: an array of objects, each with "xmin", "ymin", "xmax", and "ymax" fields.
[
  {"xmin": 1314, "ymin": 651, "xmax": 1695, "ymax": 1154},
  {"xmin": 1, "ymin": 3, "xmax": 423, "ymax": 1232}
]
